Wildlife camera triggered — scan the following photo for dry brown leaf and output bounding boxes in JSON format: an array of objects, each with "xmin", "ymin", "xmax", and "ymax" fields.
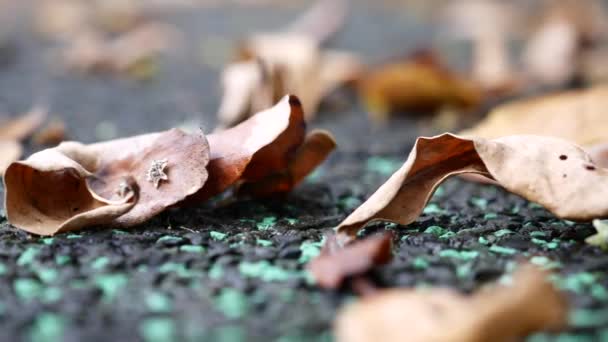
[
  {"xmin": 237, "ymin": 129, "xmax": 336, "ymax": 196},
  {"xmin": 193, "ymin": 95, "xmax": 307, "ymax": 201},
  {"xmin": 335, "ymin": 265, "xmax": 568, "ymax": 342},
  {"xmin": 358, "ymin": 52, "xmax": 481, "ymax": 123},
  {"xmin": 308, "ymin": 232, "xmax": 392, "ymax": 290},
  {"xmin": 460, "ymin": 86, "xmax": 608, "ymax": 147},
  {"xmin": 337, "ymin": 133, "xmax": 608, "ymax": 239},
  {"xmin": 0, "ymin": 106, "xmax": 47, "ymax": 141},
  {"xmin": 4, "ymin": 128, "xmax": 209, "ymax": 235},
  {"xmin": 0, "ymin": 140, "xmax": 22, "ymax": 176}
]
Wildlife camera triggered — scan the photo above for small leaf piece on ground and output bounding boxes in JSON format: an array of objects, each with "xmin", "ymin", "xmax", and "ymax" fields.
[{"xmin": 308, "ymin": 232, "xmax": 392, "ymax": 289}]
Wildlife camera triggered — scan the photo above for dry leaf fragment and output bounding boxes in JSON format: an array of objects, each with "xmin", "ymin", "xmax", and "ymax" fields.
[
  {"xmin": 63, "ymin": 23, "xmax": 176, "ymax": 76},
  {"xmin": 0, "ymin": 106, "xmax": 47, "ymax": 141},
  {"xmin": 586, "ymin": 219, "xmax": 608, "ymax": 250},
  {"xmin": 440, "ymin": 0, "xmax": 522, "ymax": 94},
  {"xmin": 337, "ymin": 133, "xmax": 608, "ymax": 238},
  {"xmin": 460, "ymin": 86, "xmax": 608, "ymax": 147},
  {"xmin": 358, "ymin": 52, "xmax": 481, "ymax": 123},
  {"xmin": 32, "ymin": 120, "xmax": 67, "ymax": 146},
  {"xmin": 4, "ymin": 128, "xmax": 209, "ymax": 235},
  {"xmin": 283, "ymin": 0, "xmax": 348, "ymax": 45},
  {"xmin": 308, "ymin": 233, "xmax": 392, "ymax": 289},
  {"xmin": 335, "ymin": 265, "xmax": 568, "ymax": 342}
]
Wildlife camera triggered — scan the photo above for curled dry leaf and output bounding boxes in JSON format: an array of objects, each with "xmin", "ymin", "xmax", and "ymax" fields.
[
  {"xmin": 237, "ymin": 129, "xmax": 336, "ymax": 197},
  {"xmin": 460, "ymin": 86, "xmax": 608, "ymax": 147},
  {"xmin": 358, "ymin": 51, "xmax": 481, "ymax": 123},
  {"xmin": 216, "ymin": 0, "xmax": 361, "ymax": 128},
  {"xmin": 337, "ymin": 133, "xmax": 608, "ymax": 238},
  {"xmin": 4, "ymin": 128, "xmax": 209, "ymax": 235},
  {"xmin": 308, "ymin": 232, "xmax": 392, "ymax": 289},
  {"xmin": 335, "ymin": 265, "xmax": 568, "ymax": 342},
  {"xmin": 210, "ymin": 95, "xmax": 335, "ymax": 198}
]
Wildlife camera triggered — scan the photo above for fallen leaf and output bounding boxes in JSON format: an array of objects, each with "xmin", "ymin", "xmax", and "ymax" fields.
[
  {"xmin": 358, "ymin": 51, "xmax": 481, "ymax": 123},
  {"xmin": 337, "ymin": 133, "xmax": 608, "ymax": 239},
  {"xmin": 440, "ymin": 0, "xmax": 523, "ymax": 94},
  {"xmin": 32, "ymin": 120, "xmax": 67, "ymax": 146},
  {"xmin": 4, "ymin": 128, "xmax": 209, "ymax": 235},
  {"xmin": 283, "ymin": 0, "xmax": 348, "ymax": 44},
  {"xmin": 194, "ymin": 95, "xmax": 307, "ymax": 201},
  {"xmin": 0, "ymin": 140, "xmax": 21, "ymax": 175},
  {"xmin": 0, "ymin": 106, "xmax": 47, "ymax": 141},
  {"xmin": 586, "ymin": 219, "xmax": 608, "ymax": 250},
  {"xmin": 308, "ymin": 232, "xmax": 393, "ymax": 289},
  {"xmin": 237, "ymin": 129, "xmax": 336, "ymax": 196},
  {"xmin": 216, "ymin": 0, "xmax": 361, "ymax": 127},
  {"xmin": 62, "ymin": 22, "xmax": 177, "ymax": 77},
  {"xmin": 460, "ymin": 86, "xmax": 608, "ymax": 147},
  {"xmin": 334, "ymin": 265, "xmax": 568, "ymax": 342},
  {"xmin": 522, "ymin": 0, "xmax": 607, "ymax": 86}
]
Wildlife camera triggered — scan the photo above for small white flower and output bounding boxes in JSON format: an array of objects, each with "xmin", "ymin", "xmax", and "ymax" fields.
[{"xmin": 146, "ymin": 158, "xmax": 169, "ymax": 188}]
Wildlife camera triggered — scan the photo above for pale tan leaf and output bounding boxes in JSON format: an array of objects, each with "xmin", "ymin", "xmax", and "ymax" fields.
[
  {"xmin": 335, "ymin": 265, "xmax": 567, "ymax": 342},
  {"xmin": 460, "ymin": 86, "xmax": 608, "ymax": 147},
  {"xmin": 337, "ymin": 133, "xmax": 608, "ymax": 238}
]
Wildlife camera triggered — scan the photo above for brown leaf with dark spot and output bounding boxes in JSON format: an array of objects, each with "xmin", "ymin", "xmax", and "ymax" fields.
[
  {"xmin": 4, "ymin": 128, "xmax": 209, "ymax": 235},
  {"xmin": 308, "ymin": 232, "xmax": 392, "ymax": 289},
  {"xmin": 337, "ymin": 133, "xmax": 608, "ymax": 239},
  {"xmin": 358, "ymin": 51, "xmax": 481, "ymax": 123},
  {"xmin": 335, "ymin": 264, "xmax": 568, "ymax": 342}
]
